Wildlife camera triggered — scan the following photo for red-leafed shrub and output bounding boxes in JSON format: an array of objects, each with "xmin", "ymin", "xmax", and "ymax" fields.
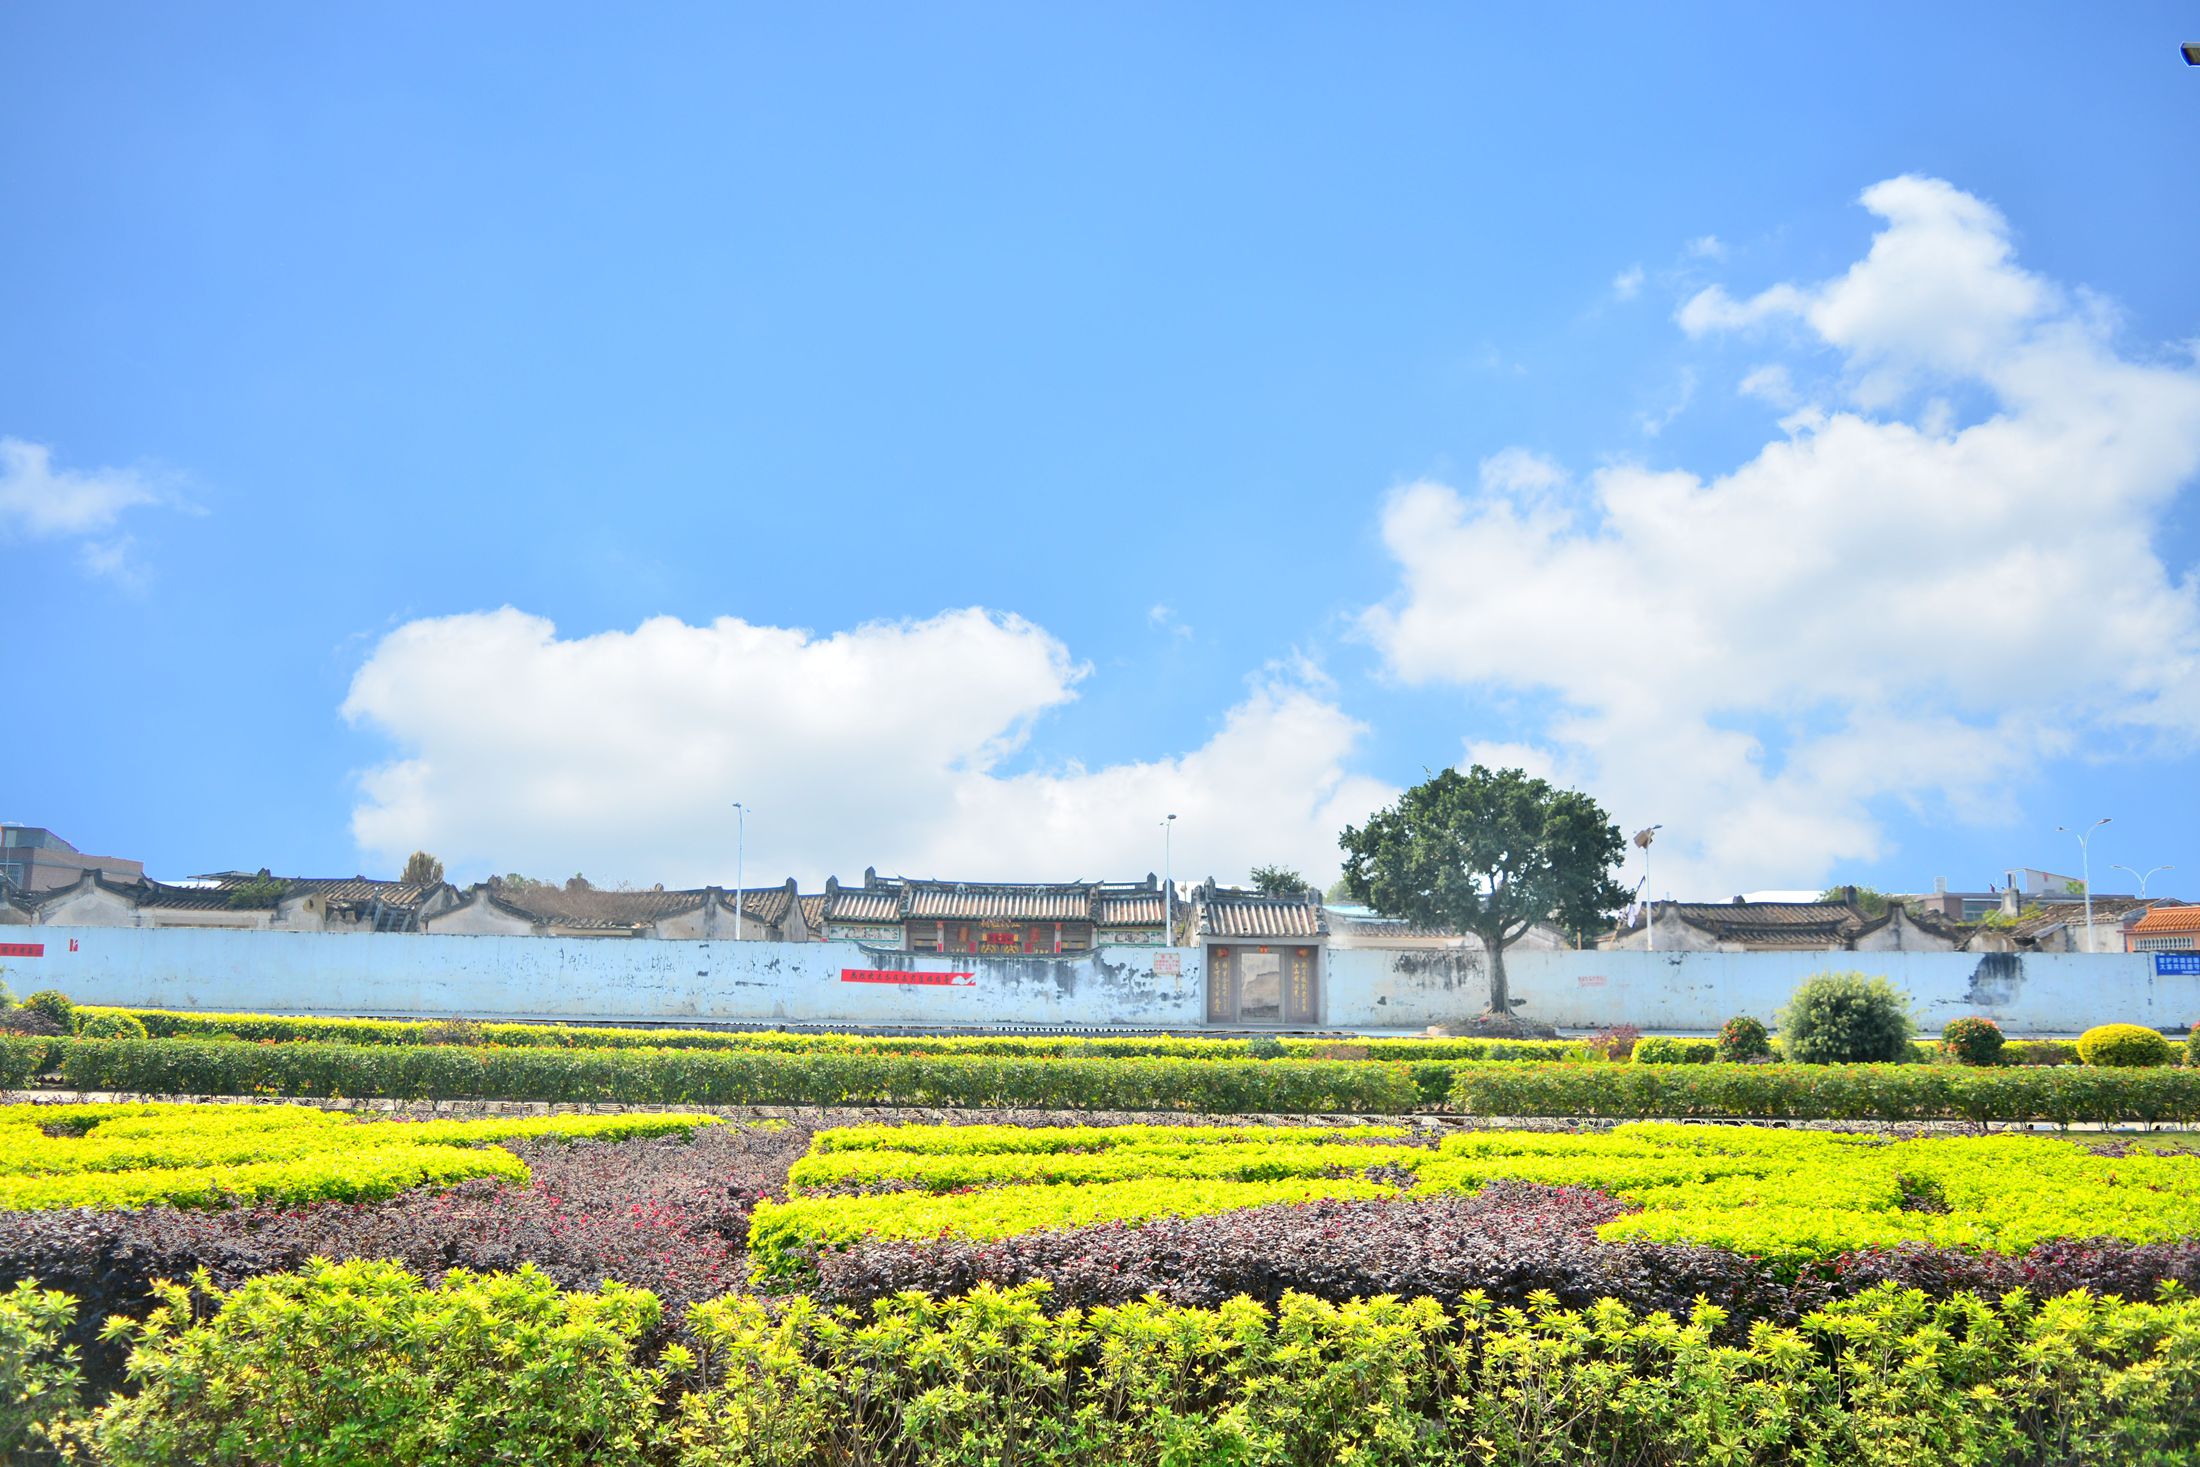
[
  {"xmin": 1938, "ymin": 1017, "xmax": 2005, "ymax": 1067},
  {"xmin": 1715, "ymin": 1016, "xmax": 1772, "ymax": 1064},
  {"xmin": 1585, "ymin": 1026, "xmax": 1642, "ymax": 1062}
]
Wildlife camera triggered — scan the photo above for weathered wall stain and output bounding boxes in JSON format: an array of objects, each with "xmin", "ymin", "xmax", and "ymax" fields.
[{"xmin": 1964, "ymin": 953, "xmax": 2024, "ymax": 1007}]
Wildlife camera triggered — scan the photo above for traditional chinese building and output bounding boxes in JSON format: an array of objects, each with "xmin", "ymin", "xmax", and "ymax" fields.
[
  {"xmin": 1190, "ymin": 880, "xmax": 1327, "ymax": 1025},
  {"xmin": 815, "ymin": 869, "xmax": 1172, "ymax": 952}
]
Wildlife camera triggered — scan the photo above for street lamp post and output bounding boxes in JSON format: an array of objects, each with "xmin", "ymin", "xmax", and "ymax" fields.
[
  {"xmin": 2113, "ymin": 864, "xmax": 2172, "ymax": 900},
  {"xmin": 1633, "ymin": 825, "xmax": 1663, "ymax": 952},
  {"xmin": 732, "ymin": 802, "xmax": 748, "ymax": 941},
  {"xmin": 2057, "ymin": 818, "xmax": 2111, "ymax": 952},
  {"xmin": 1162, "ymin": 814, "xmax": 1177, "ymax": 945}
]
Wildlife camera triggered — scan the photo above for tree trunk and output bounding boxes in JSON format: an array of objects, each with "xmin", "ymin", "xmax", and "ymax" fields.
[{"xmin": 1484, "ymin": 929, "xmax": 1512, "ymax": 1015}]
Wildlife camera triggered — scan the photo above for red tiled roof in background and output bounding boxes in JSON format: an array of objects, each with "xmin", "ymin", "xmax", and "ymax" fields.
[{"xmin": 2130, "ymin": 904, "xmax": 2200, "ymax": 935}]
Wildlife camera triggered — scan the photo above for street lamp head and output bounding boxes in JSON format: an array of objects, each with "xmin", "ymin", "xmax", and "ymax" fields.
[{"xmin": 2184, "ymin": 41, "xmax": 2200, "ymax": 64}]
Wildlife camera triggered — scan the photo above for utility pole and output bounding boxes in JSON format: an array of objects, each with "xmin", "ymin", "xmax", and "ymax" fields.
[
  {"xmin": 1633, "ymin": 825, "xmax": 1662, "ymax": 951},
  {"xmin": 2057, "ymin": 818, "xmax": 2110, "ymax": 952},
  {"xmin": 732, "ymin": 801, "xmax": 748, "ymax": 941},
  {"xmin": 1162, "ymin": 814, "xmax": 1177, "ymax": 945}
]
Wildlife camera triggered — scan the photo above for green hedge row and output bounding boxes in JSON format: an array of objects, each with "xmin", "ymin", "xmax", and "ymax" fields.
[
  {"xmin": 51, "ymin": 1261, "xmax": 2200, "ymax": 1467},
  {"xmin": 32, "ymin": 1037, "xmax": 1419, "ymax": 1113},
  {"xmin": 74, "ymin": 1005, "xmax": 1585, "ymax": 1062},
  {"xmin": 1451, "ymin": 1060, "xmax": 2200, "ymax": 1124}
]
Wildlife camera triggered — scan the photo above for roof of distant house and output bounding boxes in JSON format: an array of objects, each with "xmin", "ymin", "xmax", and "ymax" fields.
[
  {"xmin": 1989, "ymin": 895, "xmax": 2161, "ymax": 943},
  {"xmin": 2129, "ymin": 904, "xmax": 2200, "ymax": 936},
  {"xmin": 478, "ymin": 880, "xmax": 798, "ymax": 931}
]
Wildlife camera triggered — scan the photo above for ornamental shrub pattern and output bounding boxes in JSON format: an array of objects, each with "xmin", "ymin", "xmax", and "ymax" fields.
[
  {"xmin": 0, "ymin": 1101, "xmax": 717, "ymax": 1211},
  {"xmin": 756, "ymin": 1119, "xmax": 2200, "ymax": 1279}
]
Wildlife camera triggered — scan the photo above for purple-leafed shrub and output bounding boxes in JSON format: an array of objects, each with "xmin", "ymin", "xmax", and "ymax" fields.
[
  {"xmin": 810, "ymin": 1181, "xmax": 2200, "ymax": 1331},
  {"xmin": 810, "ymin": 1182, "xmax": 1805, "ymax": 1322},
  {"xmin": 1586, "ymin": 1026, "xmax": 1643, "ymax": 1062}
]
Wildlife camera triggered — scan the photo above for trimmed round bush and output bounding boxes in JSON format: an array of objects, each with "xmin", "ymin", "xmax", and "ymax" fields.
[
  {"xmin": 2076, "ymin": 1023, "xmax": 2175, "ymax": 1069},
  {"xmin": 1714, "ymin": 1016, "xmax": 1772, "ymax": 1063},
  {"xmin": 74, "ymin": 1011, "xmax": 149, "ymax": 1041},
  {"xmin": 19, "ymin": 990, "xmax": 74, "ymax": 1032},
  {"xmin": 1939, "ymin": 1016, "xmax": 2005, "ymax": 1067},
  {"xmin": 1776, "ymin": 973, "xmax": 1915, "ymax": 1065}
]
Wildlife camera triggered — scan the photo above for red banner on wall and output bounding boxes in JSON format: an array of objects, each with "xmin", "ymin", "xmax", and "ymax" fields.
[
  {"xmin": 0, "ymin": 943, "xmax": 43, "ymax": 958},
  {"xmin": 841, "ymin": 968, "xmax": 975, "ymax": 987}
]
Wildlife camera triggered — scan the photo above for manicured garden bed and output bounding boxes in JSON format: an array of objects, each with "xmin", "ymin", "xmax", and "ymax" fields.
[{"xmin": 8, "ymin": 1099, "xmax": 2200, "ymax": 1462}]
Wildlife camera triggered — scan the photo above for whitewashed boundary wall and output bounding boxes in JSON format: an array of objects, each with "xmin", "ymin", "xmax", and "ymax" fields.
[
  {"xmin": 9, "ymin": 927, "xmax": 1206, "ymax": 1028},
  {"xmin": 1325, "ymin": 946, "xmax": 2193, "ymax": 1035},
  {"xmin": 4, "ymin": 926, "xmax": 2190, "ymax": 1034}
]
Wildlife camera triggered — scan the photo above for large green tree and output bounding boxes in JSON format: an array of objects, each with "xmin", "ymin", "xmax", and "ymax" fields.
[{"xmin": 1338, "ymin": 765, "xmax": 1630, "ymax": 1016}]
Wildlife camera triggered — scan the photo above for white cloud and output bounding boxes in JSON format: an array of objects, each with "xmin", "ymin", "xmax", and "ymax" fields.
[
  {"xmin": 1636, "ymin": 367, "xmax": 1698, "ymax": 437},
  {"xmin": 1148, "ymin": 603, "xmax": 1194, "ymax": 639},
  {"xmin": 1478, "ymin": 447, "xmax": 1568, "ymax": 499},
  {"xmin": 76, "ymin": 536, "xmax": 150, "ymax": 592},
  {"xmin": 1737, "ymin": 363, "xmax": 1798, "ymax": 408},
  {"xmin": 1365, "ymin": 176, "xmax": 2200, "ymax": 894},
  {"xmin": 1685, "ymin": 234, "xmax": 1726, "ymax": 260},
  {"xmin": 343, "ymin": 606, "xmax": 1393, "ymax": 888},
  {"xmin": 0, "ymin": 438, "xmax": 167, "ymax": 561},
  {"xmin": 1611, "ymin": 265, "xmax": 1645, "ymax": 301}
]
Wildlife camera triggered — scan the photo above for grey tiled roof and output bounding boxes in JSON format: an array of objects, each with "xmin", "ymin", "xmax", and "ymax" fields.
[
  {"xmin": 903, "ymin": 886, "xmax": 1096, "ymax": 921},
  {"xmin": 822, "ymin": 875, "xmax": 1168, "ymax": 927},
  {"xmin": 1195, "ymin": 888, "xmax": 1327, "ymax": 939},
  {"xmin": 826, "ymin": 890, "xmax": 903, "ymax": 923},
  {"xmin": 1095, "ymin": 892, "xmax": 1167, "ymax": 925}
]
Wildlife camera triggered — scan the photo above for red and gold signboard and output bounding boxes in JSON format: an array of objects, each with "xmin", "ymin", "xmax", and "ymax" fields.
[
  {"xmin": 0, "ymin": 943, "xmax": 42, "ymax": 959},
  {"xmin": 841, "ymin": 968, "xmax": 975, "ymax": 987}
]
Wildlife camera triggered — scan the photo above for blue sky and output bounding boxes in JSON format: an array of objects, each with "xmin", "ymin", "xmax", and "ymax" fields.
[{"xmin": 5, "ymin": 4, "xmax": 2198, "ymax": 901}]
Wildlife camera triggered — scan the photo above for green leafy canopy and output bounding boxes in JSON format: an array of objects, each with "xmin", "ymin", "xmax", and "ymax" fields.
[{"xmin": 1338, "ymin": 765, "xmax": 1630, "ymax": 945}]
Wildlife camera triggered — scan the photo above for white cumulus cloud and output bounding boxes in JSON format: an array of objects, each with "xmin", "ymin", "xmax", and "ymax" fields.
[
  {"xmin": 1365, "ymin": 175, "xmax": 2200, "ymax": 895},
  {"xmin": 343, "ymin": 606, "xmax": 1393, "ymax": 888},
  {"xmin": 0, "ymin": 438, "xmax": 179, "ymax": 588}
]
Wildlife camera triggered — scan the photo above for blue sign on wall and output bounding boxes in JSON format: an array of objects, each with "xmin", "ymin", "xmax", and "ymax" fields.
[{"xmin": 2155, "ymin": 953, "xmax": 2200, "ymax": 976}]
